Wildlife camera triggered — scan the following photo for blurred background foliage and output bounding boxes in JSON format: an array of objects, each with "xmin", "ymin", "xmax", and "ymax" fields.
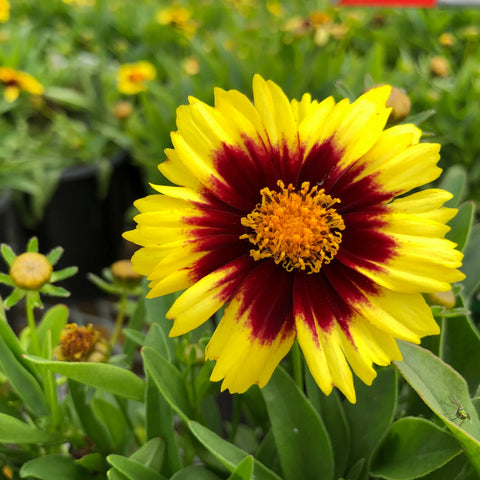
[{"xmin": 2, "ymin": 0, "xmax": 480, "ymax": 201}]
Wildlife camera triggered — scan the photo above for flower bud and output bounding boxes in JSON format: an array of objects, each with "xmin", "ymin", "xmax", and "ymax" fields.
[
  {"xmin": 110, "ymin": 259, "xmax": 142, "ymax": 288},
  {"xmin": 9, "ymin": 252, "xmax": 52, "ymax": 290},
  {"xmin": 426, "ymin": 289, "xmax": 456, "ymax": 309},
  {"xmin": 430, "ymin": 56, "xmax": 450, "ymax": 77},
  {"xmin": 113, "ymin": 101, "xmax": 133, "ymax": 120}
]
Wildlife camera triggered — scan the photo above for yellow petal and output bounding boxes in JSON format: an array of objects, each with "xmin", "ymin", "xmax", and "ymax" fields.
[{"xmin": 206, "ymin": 297, "xmax": 295, "ymax": 393}]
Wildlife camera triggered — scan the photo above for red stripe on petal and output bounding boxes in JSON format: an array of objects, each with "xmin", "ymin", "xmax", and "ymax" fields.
[
  {"xmin": 339, "ymin": 211, "xmax": 397, "ymax": 268},
  {"xmin": 210, "ymin": 139, "xmax": 305, "ymax": 211},
  {"xmin": 293, "ymin": 273, "xmax": 336, "ymax": 335},
  {"xmin": 235, "ymin": 261, "xmax": 295, "ymax": 344}
]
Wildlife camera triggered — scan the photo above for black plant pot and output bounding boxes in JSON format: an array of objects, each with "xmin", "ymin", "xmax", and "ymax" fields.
[
  {"xmin": 26, "ymin": 152, "xmax": 145, "ymax": 301},
  {"xmin": 0, "ymin": 189, "xmax": 27, "ymax": 299}
]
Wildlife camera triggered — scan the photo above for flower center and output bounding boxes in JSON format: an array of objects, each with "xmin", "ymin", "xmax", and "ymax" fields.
[{"xmin": 240, "ymin": 180, "xmax": 345, "ymax": 273}]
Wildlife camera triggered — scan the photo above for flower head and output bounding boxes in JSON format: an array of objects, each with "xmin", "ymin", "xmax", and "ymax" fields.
[
  {"xmin": 0, "ymin": 0, "xmax": 10, "ymax": 23},
  {"xmin": 0, "ymin": 67, "xmax": 44, "ymax": 103},
  {"xmin": 124, "ymin": 75, "xmax": 464, "ymax": 402},
  {"xmin": 55, "ymin": 323, "xmax": 108, "ymax": 362},
  {"xmin": 117, "ymin": 61, "xmax": 156, "ymax": 95},
  {"xmin": 0, "ymin": 238, "xmax": 77, "ymax": 309},
  {"xmin": 156, "ymin": 6, "xmax": 198, "ymax": 36}
]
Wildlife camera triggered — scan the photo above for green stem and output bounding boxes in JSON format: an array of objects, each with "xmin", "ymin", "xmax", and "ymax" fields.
[
  {"xmin": 291, "ymin": 340, "xmax": 304, "ymax": 391},
  {"xmin": 110, "ymin": 292, "xmax": 127, "ymax": 349},
  {"xmin": 26, "ymin": 294, "xmax": 40, "ymax": 356}
]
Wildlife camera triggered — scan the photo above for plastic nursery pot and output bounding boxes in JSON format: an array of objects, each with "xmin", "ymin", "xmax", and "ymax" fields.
[
  {"xmin": 0, "ymin": 189, "xmax": 27, "ymax": 299},
  {"xmin": 26, "ymin": 152, "xmax": 145, "ymax": 301}
]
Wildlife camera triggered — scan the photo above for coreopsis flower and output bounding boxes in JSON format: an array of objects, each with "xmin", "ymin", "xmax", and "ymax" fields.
[
  {"xmin": 124, "ymin": 75, "xmax": 464, "ymax": 402},
  {"xmin": 117, "ymin": 61, "xmax": 156, "ymax": 95},
  {"xmin": 0, "ymin": 238, "xmax": 77, "ymax": 309},
  {"xmin": 0, "ymin": 67, "xmax": 44, "ymax": 103},
  {"xmin": 0, "ymin": 0, "xmax": 10, "ymax": 23}
]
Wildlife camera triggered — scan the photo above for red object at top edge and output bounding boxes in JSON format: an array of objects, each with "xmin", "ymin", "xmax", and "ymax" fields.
[{"xmin": 338, "ymin": 0, "xmax": 436, "ymax": 6}]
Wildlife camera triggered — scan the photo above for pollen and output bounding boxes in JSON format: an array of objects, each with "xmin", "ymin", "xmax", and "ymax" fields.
[
  {"xmin": 240, "ymin": 180, "xmax": 345, "ymax": 274},
  {"xmin": 9, "ymin": 252, "xmax": 52, "ymax": 290}
]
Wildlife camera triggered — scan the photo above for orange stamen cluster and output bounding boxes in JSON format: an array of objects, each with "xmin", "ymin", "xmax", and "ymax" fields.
[{"xmin": 240, "ymin": 180, "xmax": 345, "ymax": 273}]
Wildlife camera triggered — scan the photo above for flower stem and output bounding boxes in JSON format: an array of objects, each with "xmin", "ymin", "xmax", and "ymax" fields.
[
  {"xmin": 26, "ymin": 294, "xmax": 40, "ymax": 356},
  {"xmin": 110, "ymin": 291, "xmax": 127, "ymax": 349},
  {"xmin": 291, "ymin": 339, "xmax": 304, "ymax": 391}
]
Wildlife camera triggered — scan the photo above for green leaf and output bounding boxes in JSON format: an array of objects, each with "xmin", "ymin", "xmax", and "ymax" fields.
[
  {"xmin": 144, "ymin": 370, "xmax": 182, "ymax": 475},
  {"xmin": 123, "ymin": 328, "xmax": 146, "ymax": 346},
  {"xmin": 460, "ymin": 224, "xmax": 480, "ymax": 301},
  {"xmin": 40, "ymin": 284, "xmax": 71, "ymax": 297},
  {"xmin": 68, "ymin": 379, "xmax": 112, "ymax": 453},
  {"xmin": 227, "ymin": 455, "xmax": 254, "ymax": 480},
  {"xmin": 370, "ymin": 417, "xmax": 462, "ymax": 479},
  {"xmin": 305, "ymin": 371, "xmax": 350, "ymax": 478},
  {"xmin": 145, "ymin": 322, "xmax": 171, "ymax": 362},
  {"xmin": 130, "ymin": 437, "xmax": 165, "ymax": 472},
  {"xmin": 4, "ymin": 288, "xmax": 26, "ymax": 309},
  {"xmin": 27, "ymin": 237, "xmax": 39, "ymax": 253},
  {"xmin": 46, "ymin": 246, "xmax": 64, "ymax": 266},
  {"xmin": 44, "ymin": 87, "xmax": 90, "ymax": 111},
  {"xmin": 188, "ymin": 421, "xmax": 281, "ymax": 480},
  {"xmin": 107, "ymin": 455, "xmax": 167, "ymax": 480},
  {"xmin": 0, "ymin": 333, "xmax": 49, "ymax": 416},
  {"xmin": 23, "ymin": 355, "xmax": 145, "ymax": 401},
  {"xmin": 20, "ymin": 454, "xmax": 89, "ymax": 480},
  {"xmin": 36, "ymin": 304, "xmax": 69, "ymax": 351},
  {"xmin": 262, "ymin": 366, "xmax": 333, "ymax": 480},
  {"xmin": 440, "ymin": 295, "xmax": 480, "ymax": 395},
  {"xmin": 0, "ymin": 243, "xmax": 16, "ymax": 266},
  {"xmin": 342, "ymin": 367, "xmax": 397, "ymax": 477},
  {"xmin": 0, "ymin": 413, "xmax": 54, "ymax": 444},
  {"xmin": 439, "ymin": 165, "xmax": 467, "ymax": 208},
  {"xmin": 50, "ymin": 266, "xmax": 78, "ymax": 283},
  {"xmin": 445, "ymin": 201, "xmax": 474, "ymax": 252},
  {"xmin": 170, "ymin": 466, "xmax": 222, "ymax": 480},
  {"xmin": 394, "ymin": 341, "xmax": 480, "ymax": 474},
  {"xmin": 142, "ymin": 346, "xmax": 192, "ymax": 422},
  {"xmin": 92, "ymin": 397, "xmax": 127, "ymax": 451}
]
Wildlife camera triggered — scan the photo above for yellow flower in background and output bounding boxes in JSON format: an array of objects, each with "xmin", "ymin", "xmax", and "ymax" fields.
[
  {"xmin": 62, "ymin": 0, "xmax": 95, "ymax": 6},
  {"xmin": 0, "ymin": 67, "xmax": 44, "ymax": 102},
  {"xmin": 156, "ymin": 5, "xmax": 198, "ymax": 36},
  {"xmin": 124, "ymin": 75, "xmax": 464, "ymax": 403},
  {"xmin": 0, "ymin": 0, "xmax": 10, "ymax": 23},
  {"xmin": 117, "ymin": 61, "xmax": 156, "ymax": 95}
]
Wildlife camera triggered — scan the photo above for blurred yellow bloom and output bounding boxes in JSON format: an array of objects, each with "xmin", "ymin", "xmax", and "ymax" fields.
[
  {"xmin": 117, "ymin": 61, "xmax": 156, "ymax": 95},
  {"xmin": 0, "ymin": 67, "xmax": 44, "ymax": 102},
  {"xmin": 439, "ymin": 32, "xmax": 455, "ymax": 48},
  {"xmin": 266, "ymin": 0, "xmax": 283, "ymax": 17},
  {"xmin": 156, "ymin": 5, "xmax": 198, "ymax": 36},
  {"xmin": 0, "ymin": 0, "xmax": 9, "ymax": 23},
  {"xmin": 182, "ymin": 56, "xmax": 200, "ymax": 76},
  {"xmin": 62, "ymin": 0, "xmax": 95, "ymax": 6}
]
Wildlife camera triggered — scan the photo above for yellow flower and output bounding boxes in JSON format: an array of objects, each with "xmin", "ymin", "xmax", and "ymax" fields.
[
  {"xmin": 0, "ymin": 67, "xmax": 44, "ymax": 103},
  {"xmin": 117, "ymin": 61, "xmax": 156, "ymax": 95},
  {"xmin": 62, "ymin": 0, "xmax": 95, "ymax": 6},
  {"xmin": 182, "ymin": 56, "xmax": 200, "ymax": 76},
  {"xmin": 156, "ymin": 5, "xmax": 197, "ymax": 36},
  {"xmin": 124, "ymin": 75, "xmax": 464, "ymax": 403},
  {"xmin": 0, "ymin": 0, "xmax": 10, "ymax": 23}
]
